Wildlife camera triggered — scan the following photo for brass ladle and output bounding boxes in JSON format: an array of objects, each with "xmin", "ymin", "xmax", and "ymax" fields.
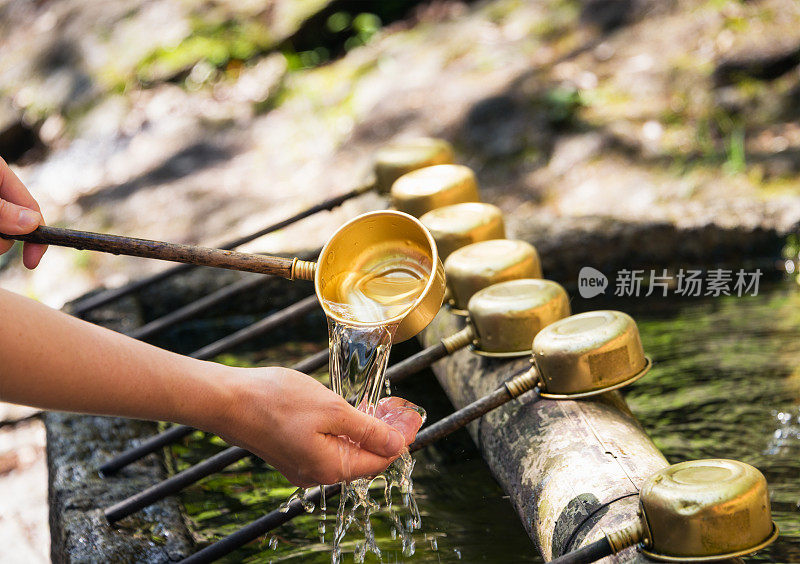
[
  {"xmin": 551, "ymin": 458, "xmax": 779, "ymax": 563},
  {"xmin": 1, "ymin": 210, "xmax": 445, "ymax": 342}
]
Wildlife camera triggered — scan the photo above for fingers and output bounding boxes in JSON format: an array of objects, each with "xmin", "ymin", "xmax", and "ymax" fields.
[
  {"xmin": 22, "ymin": 242, "xmax": 47, "ymax": 269},
  {"xmin": 329, "ymin": 402, "xmax": 407, "ymax": 458},
  {"xmin": 0, "ymin": 159, "xmax": 46, "ymax": 268},
  {"xmin": 0, "ymin": 198, "xmax": 42, "ymax": 235},
  {"xmin": 375, "ymin": 397, "xmax": 425, "ymax": 444},
  {"xmin": 328, "ymin": 435, "xmax": 400, "ymax": 482}
]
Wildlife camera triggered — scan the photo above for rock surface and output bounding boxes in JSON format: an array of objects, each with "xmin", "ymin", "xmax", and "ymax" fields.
[{"xmin": 1, "ymin": 0, "xmax": 798, "ymax": 307}]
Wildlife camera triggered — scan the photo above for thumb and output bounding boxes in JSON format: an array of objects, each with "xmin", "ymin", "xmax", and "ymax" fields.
[
  {"xmin": 332, "ymin": 404, "xmax": 406, "ymax": 458},
  {"xmin": 0, "ymin": 198, "xmax": 42, "ymax": 235}
]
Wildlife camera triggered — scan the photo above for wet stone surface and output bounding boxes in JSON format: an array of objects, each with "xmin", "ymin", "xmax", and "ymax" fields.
[{"xmin": 46, "ymin": 413, "xmax": 194, "ymax": 563}]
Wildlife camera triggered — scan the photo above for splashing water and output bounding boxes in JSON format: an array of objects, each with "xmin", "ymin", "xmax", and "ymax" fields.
[
  {"xmin": 326, "ymin": 320, "xmax": 427, "ymax": 563},
  {"xmin": 281, "ymin": 249, "xmax": 432, "ymax": 562}
]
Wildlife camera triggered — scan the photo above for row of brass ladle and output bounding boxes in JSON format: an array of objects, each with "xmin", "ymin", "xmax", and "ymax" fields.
[{"xmin": 3, "ymin": 139, "xmax": 779, "ymax": 563}]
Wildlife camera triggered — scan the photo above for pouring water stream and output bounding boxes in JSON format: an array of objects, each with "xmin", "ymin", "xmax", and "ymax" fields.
[{"xmin": 282, "ymin": 250, "xmax": 431, "ymax": 563}]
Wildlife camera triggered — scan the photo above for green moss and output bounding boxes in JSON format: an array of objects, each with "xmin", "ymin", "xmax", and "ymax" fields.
[{"xmin": 136, "ymin": 20, "xmax": 276, "ymax": 84}]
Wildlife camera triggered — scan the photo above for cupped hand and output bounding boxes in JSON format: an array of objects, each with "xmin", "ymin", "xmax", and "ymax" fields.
[
  {"xmin": 0, "ymin": 157, "xmax": 46, "ymax": 268},
  {"xmin": 211, "ymin": 366, "xmax": 424, "ymax": 487}
]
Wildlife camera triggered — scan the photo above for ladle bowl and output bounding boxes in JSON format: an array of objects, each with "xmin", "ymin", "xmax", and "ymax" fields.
[
  {"xmin": 374, "ymin": 137, "xmax": 455, "ymax": 194},
  {"xmin": 445, "ymin": 239, "xmax": 542, "ymax": 313},
  {"xmin": 390, "ymin": 164, "xmax": 480, "ymax": 217},
  {"xmin": 420, "ymin": 202, "xmax": 505, "ymax": 260},
  {"xmin": 639, "ymin": 459, "xmax": 778, "ymax": 562},
  {"xmin": 467, "ymin": 279, "xmax": 570, "ymax": 356},
  {"xmin": 531, "ymin": 310, "xmax": 650, "ymax": 398},
  {"xmin": 314, "ymin": 210, "xmax": 446, "ymax": 343}
]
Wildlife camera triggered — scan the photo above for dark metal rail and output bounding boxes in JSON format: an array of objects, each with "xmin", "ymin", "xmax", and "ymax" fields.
[
  {"xmin": 127, "ymin": 275, "xmax": 266, "ymax": 341},
  {"xmin": 103, "ymin": 338, "xmax": 451, "ymax": 520},
  {"xmin": 99, "ymin": 295, "xmax": 322, "ymax": 476},
  {"xmin": 128, "ymin": 248, "xmax": 321, "ymax": 342},
  {"xmin": 71, "ymin": 184, "xmax": 371, "ymax": 316}
]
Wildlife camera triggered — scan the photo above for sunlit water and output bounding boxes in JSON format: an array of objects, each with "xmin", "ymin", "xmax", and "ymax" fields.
[
  {"xmin": 175, "ymin": 277, "xmax": 800, "ymax": 562},
  {"xmin": 321, "ymin": 250, "xmax": 429, "ymax": 563}
]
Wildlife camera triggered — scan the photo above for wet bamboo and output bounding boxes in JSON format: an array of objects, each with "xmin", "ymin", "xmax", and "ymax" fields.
[
  {"xmin": 420, "ymin": 310, "xmax": 669, "ymax": 563},
  {"xmin": 177, "ymin": 369, "xmax": 538, "ymax": 564},
  {"xmin": 68, "ymin": 184, "xmax": 372, "ymax": 316},
  {"xmin": 98, "ymin": 297, "xmax": 323, "ymax": 476},
  {"xmin": 103, "ymin": 334, "xmax": 465, "ymax": 520}
]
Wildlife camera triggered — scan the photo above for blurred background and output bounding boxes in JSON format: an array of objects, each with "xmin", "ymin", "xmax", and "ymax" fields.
[{"xmin": 1, "ymin": 0, "xmax": 799, "ymax": 561}]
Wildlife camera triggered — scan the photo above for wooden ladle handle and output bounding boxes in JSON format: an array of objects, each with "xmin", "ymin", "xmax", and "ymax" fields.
[{"xmin": 0, "ymin": 226, "xmax": 316, "ymax": 280}]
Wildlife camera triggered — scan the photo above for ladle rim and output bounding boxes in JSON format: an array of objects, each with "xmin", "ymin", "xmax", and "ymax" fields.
[
  {"xmin": 470, "ymin": 345, "xmax": 533, "ymax": 358},
  {"xmin": 639, "ymin": 522, "xmax": 779, "ymax": 562},
  {"xmin": 537, "ymin": 356, "xmax": 652, "ymax": 399},
  {"xmin": 314, "ymin": 209, "xmax": 441, "ymax": 331}
]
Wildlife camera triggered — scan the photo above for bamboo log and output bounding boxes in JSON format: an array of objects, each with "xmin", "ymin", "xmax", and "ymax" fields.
[{"xmin": 419, "ymin": 310, "xmax": 669, "ymax": 562}]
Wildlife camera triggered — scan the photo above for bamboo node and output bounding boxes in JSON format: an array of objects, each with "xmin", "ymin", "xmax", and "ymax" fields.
[
  {"xmin": 504, "ymin": 368, "xmax": 538, "ymax": 398},
  {"xmin": 292, "ymin": 259, "xmax": 316, "ymax": 281},
  {"xmin": 606, "ymin": 521, "xmax": 644, "ymax": 553},
  {"xmin": 441, "ymin": 327, "xmax": 475, "ymax": 354}
]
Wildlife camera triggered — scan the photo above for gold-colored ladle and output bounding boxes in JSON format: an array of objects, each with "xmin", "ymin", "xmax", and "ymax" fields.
[
  {"xmin": 551, "ymin": 458, "xmax": 779, "ymax": 563},
  {"xmin": 1, "ymin": 210, "xmax": 445, "ymax": 342}
]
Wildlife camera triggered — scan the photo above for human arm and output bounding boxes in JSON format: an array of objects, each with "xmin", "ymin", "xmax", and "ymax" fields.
[{"xmin": 0, "ymin": 289, "xmax": 422, "ymax": 486}]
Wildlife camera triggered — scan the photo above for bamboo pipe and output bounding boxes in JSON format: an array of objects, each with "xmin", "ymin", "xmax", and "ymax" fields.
[
  {"xmin": 102, "ymin": 329, "xmax": 473, "ymax": 522},
  {"xmin": 0, "ymin": 226, "xmax": 318, "ymax": 280},
  {"xmin": 177, "ymin": 368, "xmax": 540, "ymax": 564},
  {"xmin": 98, "ymin": 298, "xmax": 323, "ymax": 476}
]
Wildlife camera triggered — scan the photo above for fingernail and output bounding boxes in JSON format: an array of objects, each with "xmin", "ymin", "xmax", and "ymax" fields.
[
  {"xmin": 17, "ymin": 209, "xmax": 40, "ymax": 230},
  {"xmin": 385, "ymin": 429, "xmax": 405, "ymax": 454}
]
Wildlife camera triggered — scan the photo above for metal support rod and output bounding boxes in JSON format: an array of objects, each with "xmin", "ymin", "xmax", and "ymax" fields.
[
  {"xmin": 70, "ymin": 184, "xmax": 372, "ymax": 316},
  {"xmin": 191, "ymin": 294, "xmax": 319, "ymax": 361},
  {"xmin": 98, "ymin": 424, "xmax": 200, "ymax": 478},
  {"xmin": 385, "ymin": 342, "xmax": 448, "ymax": 384},
  {"xmin": 102, "ymin": 336, "xmax": 460, "ymax": 516},
  {"xmin": 178, "ymin": 370, "xmax": 538, "ymax": 563},
  {"xmin": 104, "ymin": 446, "xmax": 251, "ymax": 523},
  {"xmin": 99, "ymin": 300, "xmax": 323, "ymax": 476},
  {"xmin": 548, "ymin": 538, "xmax": 614, "ymax": 564},
  {"xmin": 127, "ymin": 248, "xmax": 322, "ymax": 342},
  {"xmin": 128, "ymin": 275, "xmax": 266, "ymax": 341}
]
